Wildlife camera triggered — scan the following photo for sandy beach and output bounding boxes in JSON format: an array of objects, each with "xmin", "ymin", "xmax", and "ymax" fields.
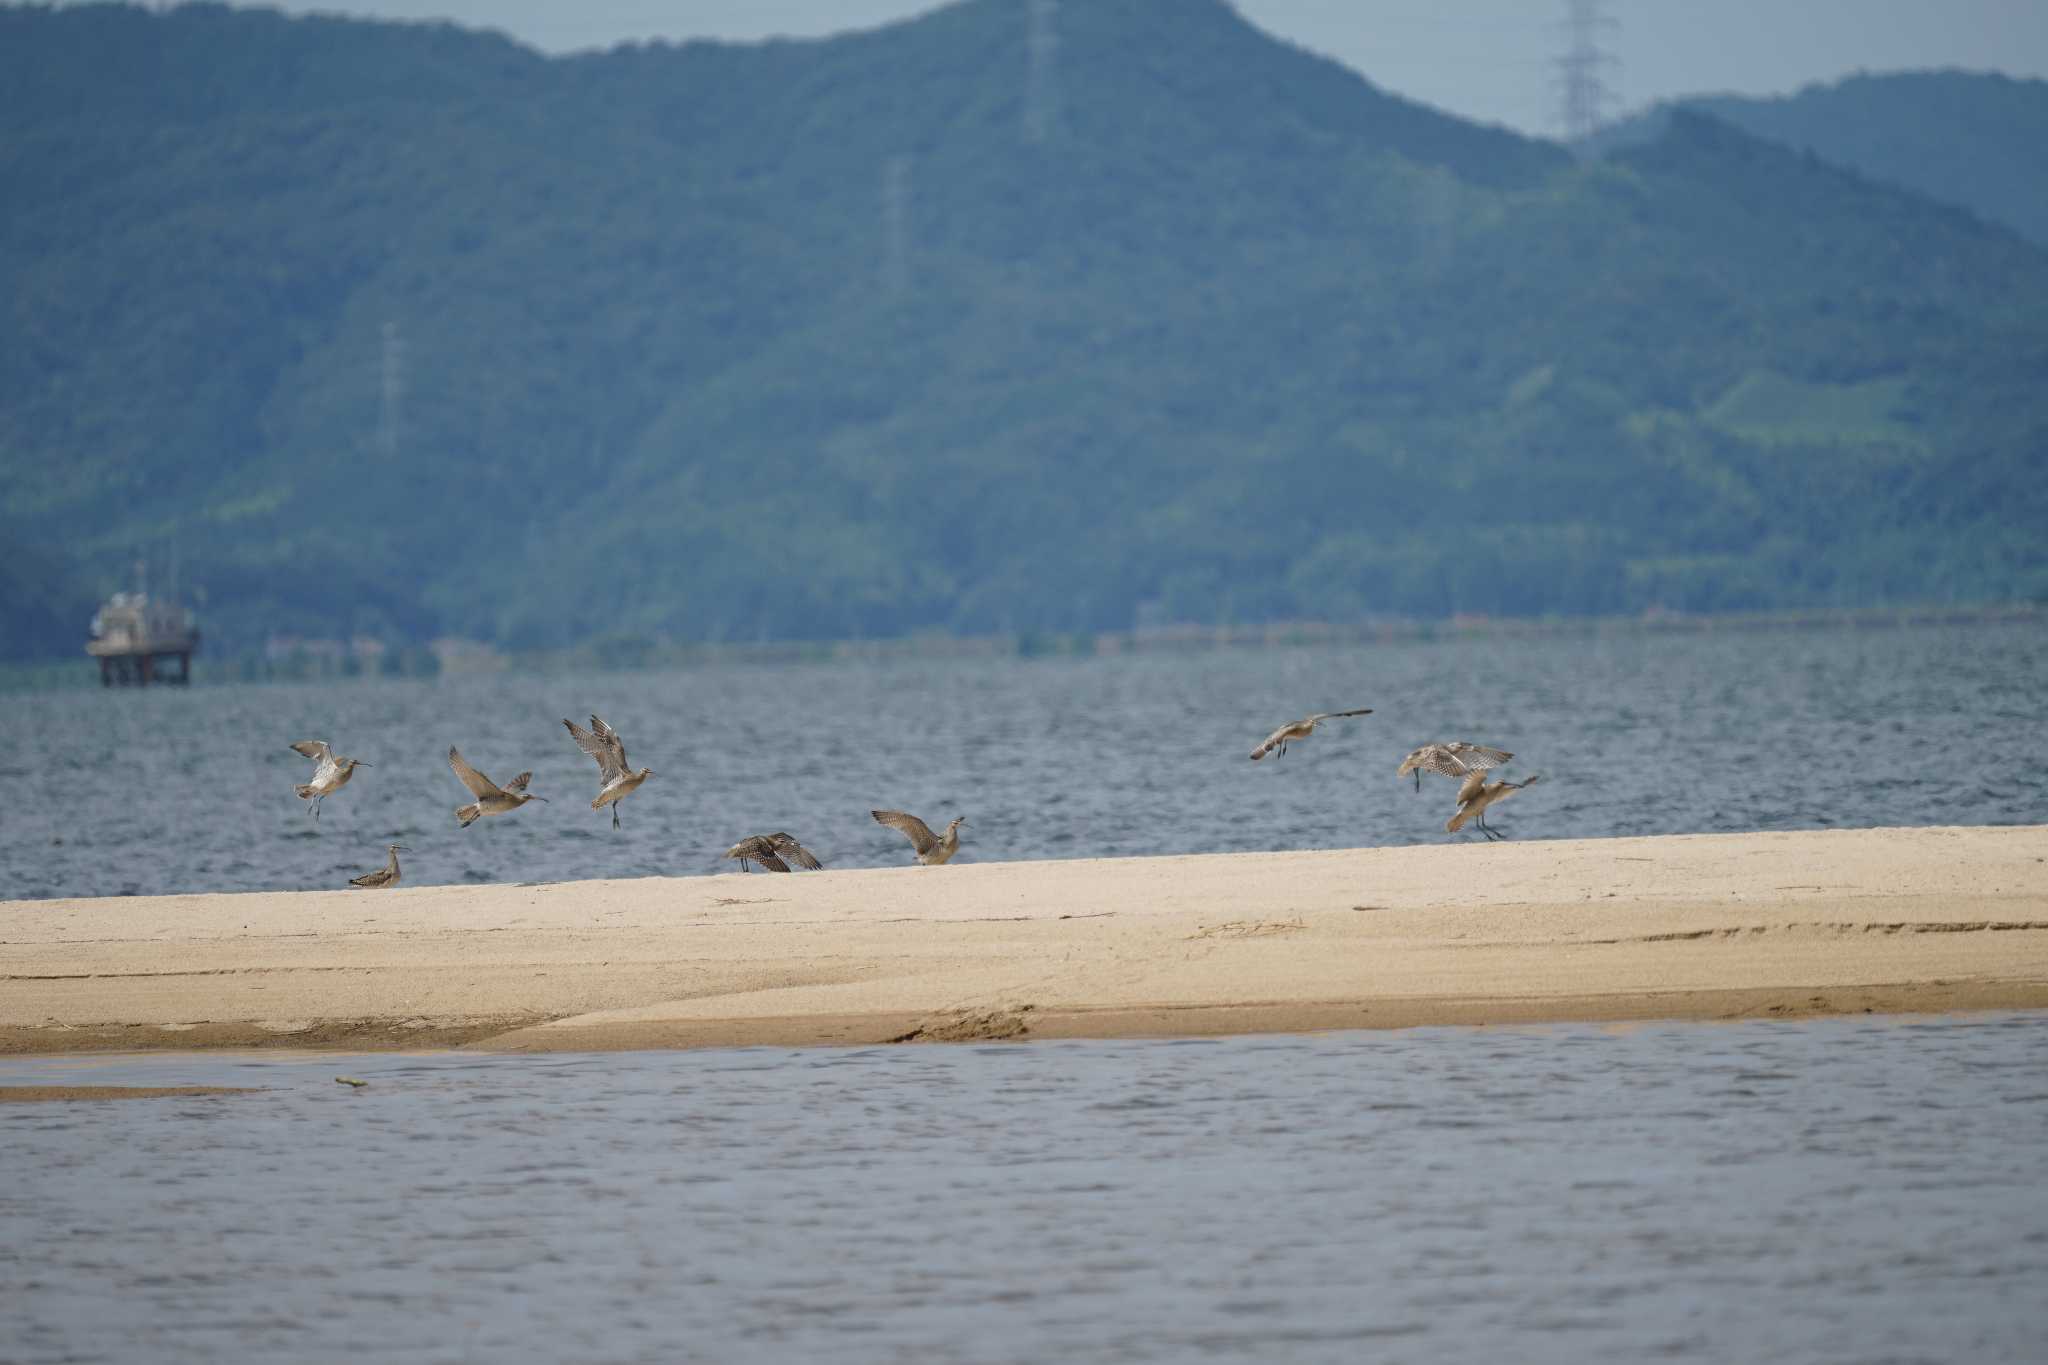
[{"xmin": 3, "ymin": 826, "xmax": 2045, "ymax": 1055}]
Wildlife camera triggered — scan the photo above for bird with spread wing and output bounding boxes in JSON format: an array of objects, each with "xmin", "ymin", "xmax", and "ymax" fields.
[
  {"xmin": 1248, "ymin": 709, "xmax": 1373, "ymax": 761},
  {"xmin": 1446, "ymin": 773, "xmax": 1542, "ymax": 840},
  {"xmin": 447, "ymin": 747, "xmax": 547, "ymax": 827},
  {"xmin": 871, "ymin": 809, "xmax": 966, "ymax": 865},
  {"xmin": 1395, "ymin": 741, "xmax": 1512, "ymax": 793},
  {"xmin": 288, "ymin": 740, "xmax": 369, "ymax": 821},
  {"xmin": 724, "ymin": 832, "xmax": 825, "ymax": 873},
  {"xmin": 564, "ymin": 714, "xmax": 653, "ymax": 829}
]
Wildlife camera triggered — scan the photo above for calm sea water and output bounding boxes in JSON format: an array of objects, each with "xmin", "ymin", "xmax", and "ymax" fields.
[
  {"xmin": 3, "ymin": 621, "xmax": 2044, "ymax": 900},
  {"xmin": 4, "ymin": 1014, "xmax": 2046, "ymax": 1364}
]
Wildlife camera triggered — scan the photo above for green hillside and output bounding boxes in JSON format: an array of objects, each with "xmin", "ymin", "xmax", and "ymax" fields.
[
  {"xmin": 3, "ymin": 1, "xmax": 2046, "ymax": 660},
  {"xmin": 1583, "ymin": 70, "xmax": 2048, "ymax": 247}
]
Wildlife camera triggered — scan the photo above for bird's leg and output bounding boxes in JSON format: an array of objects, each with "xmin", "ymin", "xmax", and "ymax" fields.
[
  {"xmin": 314, "ymin": 796, "xmax": 323, "ymax": 823},
  {"xmin": 1413, "ymin": 771, "xmax": 1421, "ymax": 793},
  {"xmin": 613, "ymin": 804, "xmax": 621, "ymax": 830}
]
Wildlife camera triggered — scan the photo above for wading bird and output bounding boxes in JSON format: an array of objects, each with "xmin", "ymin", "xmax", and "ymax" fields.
[
  {"xmin": 1248, "ymin": 708, "xmax": 1374, "ymax": 760},
  {"xmin": 289, "ymin": 740, "xmax": 369, "ymax": 821},
  {"xmin": 872, "ymin": 809, "xmax": 966, "ymax": 865},
  {"xmin": 1396, "ymin": 741, "xmax": 1512, "ymax": 792},
  {"xmin": 348, "ymin": 844, "xmax": 409, "ymax": 889},
  {"xmin": 723, "ymin": 832, "xmax": 825, "ymax": 873},
  {"xmin": 1446, "ymin": 774, "xmax": 1542, "ymax": 840},
  {"xmin": 448, "ymin": 747, "xmax": 547, "ymax": 827},
  {"xmin": 564, "ymin": 714, "xmax": 653, "ymax": 829}
]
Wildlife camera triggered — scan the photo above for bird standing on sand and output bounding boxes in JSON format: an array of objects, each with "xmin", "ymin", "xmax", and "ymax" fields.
[
  {"xmin": 564, "ymin": 714, "xmax": 653, "ymax": 829},
  {"xmin": 872, "ymin": 809, "xmax": 966, "ymax": 865},
  {"xmin": 348, "ymin": 844, "xmax": 409, "ymax": 889},
  {"xmin": 1446, "ymin": 773, "xmax": 1542, "ymax": 840},
  {"xmin": 289, "ymin": 740, "xmax": 369, "ymax": 821},
  {"xmin": 1248, "ymin": 709, "xmax": 1374, "ymax": 761},
  {"xmin": 1396, "ymin": 741, "xmax": 1512, "ymax": 792},
  {"xmin": 724, "ymin": 832, "xmax": 825, "ymax": 873},
  {"xmin": 447, "ymin": 747, "xmax": 548, "ymax": 827}
]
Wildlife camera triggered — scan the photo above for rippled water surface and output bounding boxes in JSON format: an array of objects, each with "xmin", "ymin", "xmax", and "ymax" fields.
[
  {"xmin": 4, "ymin": 1015, "xmax": 2046, "ymax": 1363},
  {"xmin": 3, "ymin": 620, "xmax": 2044, "ymax": 900}
]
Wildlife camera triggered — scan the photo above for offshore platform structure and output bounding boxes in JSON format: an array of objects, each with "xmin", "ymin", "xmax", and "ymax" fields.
[{"xmin": 86, "ymin": 561, "xmax": 199, "ymax": 685}]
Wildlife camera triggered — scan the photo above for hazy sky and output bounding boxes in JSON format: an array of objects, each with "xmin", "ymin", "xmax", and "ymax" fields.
[{"xmin": 259, "ymin": 0, "xmax": 2048, "ymax": 136}]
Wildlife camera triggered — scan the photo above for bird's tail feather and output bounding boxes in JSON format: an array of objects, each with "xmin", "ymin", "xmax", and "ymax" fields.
[{"xmin": 295, "ymin": 784, "xmax": 317, "ymax": 800}]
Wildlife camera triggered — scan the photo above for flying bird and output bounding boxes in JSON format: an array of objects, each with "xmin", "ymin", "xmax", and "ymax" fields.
[
  {"xmin": 448, "ymin": 747, "xmax": 547, "ymax": 827},
  {"xmin": 723, "ymin": 833, "xmax": 825, "ymax": 873},
  {"xmin": 289, "ymin": 740, "xmax": 369, "ymax": 821},
  {"xmin": 1248, "ymin": 709, "xmax": 1373, "ymax": 760},
  {"xmin": 872, "ymin": 809, "xmax": 966, "ymax": 866},
  {"xmin": 1446, "ymin": 774, "xmax": 1542, "ymax": 840},
  {"xmin": 348, "ymin": 844, "xmax": 409, "ymax": 889},
  {"xmin": 1396, "ymin": 741, "xmax": 1512, "ymax": 792},
  {"xmin": 564, "ymin": 714, "xmax": 653, "ymax": 829}
]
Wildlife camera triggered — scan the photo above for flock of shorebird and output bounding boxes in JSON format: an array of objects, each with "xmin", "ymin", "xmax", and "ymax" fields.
[
  {"xmin": 295, "ymin": 708, "xmax": 1536, "ymax": 889},
  {"xmin": 1251, "ymin": 714, "xmax": 1540, "ymax": 838}
]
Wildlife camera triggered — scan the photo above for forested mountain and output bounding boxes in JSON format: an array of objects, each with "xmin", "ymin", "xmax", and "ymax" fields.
[
  {"xmin": 4, "ymin": 1, "xmax": 2046, "ymax": 660},
  {"xmin": 1583, "ymin": 70, "xmax": 2048, "ymax": 246}
]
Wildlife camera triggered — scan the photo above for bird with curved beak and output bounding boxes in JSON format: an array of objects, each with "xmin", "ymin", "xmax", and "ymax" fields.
[
  {"xmin": 290, "ymin": 740, "xmax": 369, "ymax": 821},
  {"xmin": 448, "ymin": 747, "xmax": 548, "ymax": 827},
  {"xmin": 348, "ymin": 844, "xmax": 409, "ymax": 889},
  {"xmin": 565, "ymin": 715, "xmax": 653, "ymax": 829}
]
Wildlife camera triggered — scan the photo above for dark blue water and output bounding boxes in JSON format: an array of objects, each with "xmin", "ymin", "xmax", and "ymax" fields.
[
  {"xmin": 4, "ymin": 621, "xmax": 2044, "ymax": 900},
  {"xmin": 4, "ymin": 1014, "xmax": 2046, "ymax": 1363}
]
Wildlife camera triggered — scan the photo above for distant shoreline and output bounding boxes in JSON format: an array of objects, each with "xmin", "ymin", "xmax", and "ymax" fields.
[
  {"xmin": 5, "ymin": 826, "xmax": 2044, "ymax": 1057},
  {"xmin": 4, "ymin": 601, "xmax": 2039, "ymax": 691}
]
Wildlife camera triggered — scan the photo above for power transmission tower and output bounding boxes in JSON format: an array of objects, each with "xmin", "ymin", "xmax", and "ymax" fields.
[
  {"xmin": 1554, "ymin": 0, "xmax": 1618, "ymax": 141},
  {"xmin": 1024, "ymin": 0, "xmax": 1061, "ymax": 144},
  {"xmin": 881, "ymin": 155, "xmax": 912, "ymax": 298},
  {"xmin": 378, "ymin": 319, "xmax": 405, "ymax": 457}
]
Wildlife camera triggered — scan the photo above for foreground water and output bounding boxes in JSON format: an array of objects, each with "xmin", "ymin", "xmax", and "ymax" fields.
[
  {"xmin": 3, "ymin": 620, "xmax": 2044, "ymax": 900},
  {"xmin": 4, "ymin": 1014, "xmax": 2045, "ymax": 1363}
]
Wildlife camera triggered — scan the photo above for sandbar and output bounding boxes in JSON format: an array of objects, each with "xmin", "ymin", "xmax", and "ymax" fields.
[{"xmin": 2, "ymin": 826, "xmax": 2044, "ymax": 1055}]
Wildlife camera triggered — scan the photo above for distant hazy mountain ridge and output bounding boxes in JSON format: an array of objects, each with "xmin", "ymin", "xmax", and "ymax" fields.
[
  {"xmin": 1582, "ymin": 70, "xmax": 2048, "ymax": 246},
  {"xmin": 3, "ymin": 1, "xmax": 2045, "ymax": 660}
]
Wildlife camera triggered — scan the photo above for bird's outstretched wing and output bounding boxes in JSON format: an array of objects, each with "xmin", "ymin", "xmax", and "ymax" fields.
[
  {"xmin": 872, "ymin": 809, "xmax": 940, "ymax": 855},
  {"xmin": 591, "ymin": 715, "xmax": 627, "ymax": 770},
  {"xmin": 447, "ymin": 747, "xmax": 504, "ymax": 799},
  {"xmin": 1249, "ymin": 708, "xmax": 1372, "ymax": 760},
  {"xmin": 755, "ymin": 851, "xmax": 791, "ymax": 873},
  {"xmin": 1399, "ymin": 742, "xmax": 1512, "ymax": 779},
  {"xmin": 769, "ymin": 833, "xmax": 824, "ymax": 870},
  {"xmin": 565, "ymin": 717, "xmax": 626, "ymax": 784},
  {"xmin": 290, "ymin": 740, "xmax": 333, "ymax": 763},
  {"xmin": 502, "ymin": 772, "xmax": 533, "ymax": 794}
]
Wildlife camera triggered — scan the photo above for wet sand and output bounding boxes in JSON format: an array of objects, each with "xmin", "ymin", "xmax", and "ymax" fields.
[{"xmin": 3, "ymin": 826, "xmax": 2044, "ymax": 1055}]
